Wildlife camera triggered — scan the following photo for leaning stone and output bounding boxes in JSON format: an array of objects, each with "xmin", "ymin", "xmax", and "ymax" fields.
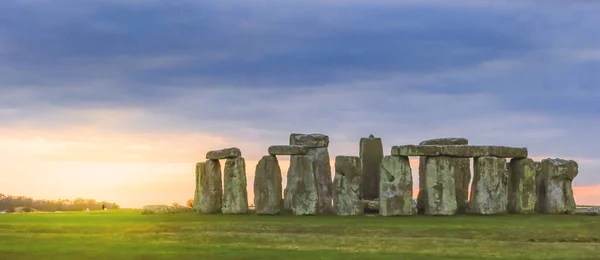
[
  {"xmin": 222, "ymin": 157, "xmax": 249, "ymax": 214},
  {"xmin": 284, "ymin": 155, "xmax": 319, "ymax": 215},
  {"xmin": 195, "ymin": 160, "xmax": 222, "ymax": 213},
  {"xmin": 536, "ymin": 158, "xmax": 578, "ymax": 214},
  {"xmin": 268, "ymin": 145, "xmax": 307, "ymax": 155},
  {"xmin": 142, "ymin": 205, "xmax": 193, "ymax": 214},
  {"xmin": 254, "ymin": 155, "xmax": 283, "ymax": 215},
  {"xmin": 206, "ymin": 147, "xmax": 241, "ymax": 160},
  {"xmin": 419, "ymin": 156, "xmax": 457, "ymax": 215},
  {"xmin": 360, "ymin": 135, "xmax": 384, "ymax": 201},
  {"xmin": 289, "ymin": 133, "xmax": 329, "ymax": 148},
  {"xmin": 419, "ymin": 138, "xmax": 468, "ymax": 145},
  {"xmin": 469, "ymin": 156, "xmax": 509, "ymax": 215},
  {"xmin": 391, "ymin": 145, "xmax": 527, "ymax": 158},
  {"xmin": 379, "ymin": 155, "xmax": 414, "ymax": 216},
  {"xmin": 333, "ymin": 156, "xmax": 364, "ymax": 216},
  {"xmin": 508, "ymin": 158, "xmax": 537, "ymax": 214}
]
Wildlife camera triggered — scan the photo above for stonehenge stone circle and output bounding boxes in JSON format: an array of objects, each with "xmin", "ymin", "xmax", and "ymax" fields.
[
  {"xmin": 195, "ymin": 159, "xmax": 223, "ymax": 213},
  {"xmin": 206, "ymin": 147, "xmax": 242, "ymax": 160},
  {"xmin": 254, "ymin": 155, "xmax": 283, "ymax": 215},
  {"xmin": 508, "ymin": 158, "xmax": 537, "ymax": 214},
  {"xmin": 333, "ymin": 156, "xmax": 364, "ymax": 216},
  {"xmin": 469, "ymin": 156, "xmax": 509, "ymax": 215},
  {"xmin": 418, "ymin": 138, "xmax": 470, "ymax": 214},
  {"xmin": 268, "ymin": 145, "xmax": 307, "ymax": 155},
  {"xmin": 284, "ymin": 155, "xmax": 319, "ymax": 215},
  {"xmin": 536, "ymin": 159, "xmax": 578, "ymax": 214},
  {"xmin": 222, "ymin": 157, "xmax": 249, "ymax": 214},
  {"xmin": 360, "ymin": 134, "xmax": 384, "ymax": 201},
  {"xmin": 289, "ymin": 133, "xmax": 333, "ymax": 215},
  {"xmin": 379, "ymin": 155, "xmax": 414, "ymax": 216},
  {"xmin": 420, "ymin": 156, "xmax": 457, "ymax": 215},
  {"xmin": 392, "ymin": 145, "xmax": 528, "ymax": 158}
]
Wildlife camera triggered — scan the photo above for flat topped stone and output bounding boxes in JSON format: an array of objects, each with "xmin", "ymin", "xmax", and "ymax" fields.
[
  {"xmin": 268, "ymin": 145, "xmax": 307, "ymax": 155},
  {"xmin": 289, "ymin": 133, "xmax": 329, "ymax": 148},
  {"xmin": 206, "ymin": 148, "xmax": 241, "ymax": 160},
  {"xmin": 391, "ymin": 145, "xmax": 527, "ymax": 158},
  {"xmin": 419, "ymin": 138, "xmax": 468, "ymax": 145}
]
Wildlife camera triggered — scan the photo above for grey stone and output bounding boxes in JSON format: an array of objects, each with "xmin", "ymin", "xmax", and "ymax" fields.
[
  {"xmin": 142, "ymin": 205, "xmax": 193, "ymax": 214},
  {"xmin": 284, "ymin": 155, "xmax": 319, "ymax": 215},
  {"xmin": 206, "ymin": 147, "xmax": 241, "ymax": 160},
  {"xmin": 289, "ymin": 133, "xmax": 329, "ymax": 148},
  {"xmin": 508, "ymin": 158, "xmax": 537, "ymax": 214},
  {"xmin": 363, "ymin": 199, "xmax": 380, "ymax": 212},
  {"xmin": 418, "ymin": 156, "xmax": 457, "ymax": 215},
  {"xmin": 222, "ymin": 157, "xmax": 249, "ymax": 214},
  {"xmin": 469, "ymin": 156, "xmax": 509, "ymax": 215},
  {"xmin": 536, "ymin": 158, "xmax": 578, "ymax": 214},
  {"xmin": 419, "ymin": 138, "xmax": 468, "ymax": 145},
  {"xmin": 360, "ymin": 135, "xmax": 384, "ymax": 200},
  {"xmin": 333, "ymin": 156, "xmax": 364, "ymax": 216},
  {"xmin": 268, "ymin": 145, "xmax": 307, "ymax": 155},
  {"xmin": 379, "ymin": 156, "xmax": 414, "ymax": 216},
  {"xmin": 195, "ymin": 160, "xmax": 222, "ymax": 213},
  {"xmin": 391, "ymin": 145, "xmax": 528, "ymax": 158},
  {"xmin": 254, "ymin": 155, "xmax": 283, "ymax": 215}
]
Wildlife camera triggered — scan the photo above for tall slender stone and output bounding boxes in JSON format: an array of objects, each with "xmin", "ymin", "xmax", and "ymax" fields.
[
  {"xmin": 379, "ymin": 156, "xmax": 414, "ymax": 216},
  {"xmin": 360, "ymin": 134, "xmax": 384, "ymax": 201},
  {"xmin": 289, "ymin": 133, "xmax": 333, "ymax": 215},
  {"xmin": 536, "ymin": 158, "xmax": 578, "ymax": 214},
  {"xmin": 222, "ymin": 157, "xmax": 249, "ymax": 214},
  {"xmin": 508, "ymin": 158, "xmax": 537, "ymax": 214},
  {"xmin": 418, "ymin": 138, "xmax": 470, "ymax": 214},
  {"xmin": 421, "ymin": 156, "xmax": 457, "ymax": 215},
  {"xmin": 284, "ymin": 155, "xmax": 319, "ymax": 215},
  {"xmin": 469, "ymin": 156, "xmax": 508, "ymax": 215},
  {"xmin": 254, "ymin": 155, "xmax": 283, "ymax": 215},
  {"xmin": 333, "ymin": 156, "xmax": 363, "ymax": 216},
  {"xmin": 195, "ymin": 160, "xmax": 222, "ymax": 213}
]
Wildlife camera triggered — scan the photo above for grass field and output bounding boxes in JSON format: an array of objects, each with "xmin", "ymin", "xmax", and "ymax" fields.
[{"xmin": 1, "ymin": 210, "xmax": 599, "ymax": 260}]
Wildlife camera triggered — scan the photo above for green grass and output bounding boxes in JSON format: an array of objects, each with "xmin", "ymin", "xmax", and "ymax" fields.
[{"xmin": 0, "ymin": 210, "xmax": 599, "ymax": 259}]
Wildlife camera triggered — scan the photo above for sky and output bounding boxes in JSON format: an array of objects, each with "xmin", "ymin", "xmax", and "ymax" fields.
[{"xmin": 1, "ymin": 0, "xmax": 599, "ymax": 208}]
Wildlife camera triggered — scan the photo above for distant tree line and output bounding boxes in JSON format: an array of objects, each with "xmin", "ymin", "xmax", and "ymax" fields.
[{"xmin": 0, "ymin": 193, "xmax": 120, "ymax": 212}]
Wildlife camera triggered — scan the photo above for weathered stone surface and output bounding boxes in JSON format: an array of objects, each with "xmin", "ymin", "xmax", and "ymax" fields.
[
  {"xmin": 360, "ymin": 135, "xmax": 384, "ymax": 201},
  {"xmin": 419, "ymin": 138, "xmax": 468, "ymax": 145},
  {"xmin": 142, "ymin": 205, "xmax": 193, "ymax": 214},
  {"xmin": 289, "ymin": 133, "xmax": 329, "ymax": 148},
  {"xmin": 206, "ymin": 147, "xmax": 241, "ymax": 160},
  {"xmin": 254, "ymin": 155, "xmax": 283, "ymax": 215},
  {"xmin": 418, "ymin": 156, "xmax": 457, "ymax": 215},
  {"xmin": 195, "ymin": 160, "xmax": 222, "ymax": 213},
  {"xmin": 284, "ymin": 155, "xmax": 319, "ymax": 215},
  {"xmin": 536, "ymin": 158, "xmax": 578, "ymax": 214},
  {"xmin": 391, "ymin": 145, "xmax": 528, "ymax": 158},
  {"xmin": 379, "ymin": 156, "xmax": 414, "ymax": 216},
  {"xmin": 469, "ymin": 156, "xmax": 509, "ymax": 215},
  {"xmin": 363, "ymin": 199, "xmax": 380, "ymax": 212},
  {"xmin": 222, "ymin": 157, "xmax": 249, "ymax": 214},
  {"xmin": 268, "ymin": 145, "xmax": 307, "ymax": 155},
  {"xmin": 508, "ymin": 158, "xmax": 537, "ymax": 214},
  {"xmin": 333, "ymin": 156, "xmax": 364, "ymax": 216}
]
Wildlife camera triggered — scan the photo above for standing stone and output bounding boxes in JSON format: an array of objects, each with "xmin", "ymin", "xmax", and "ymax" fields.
[
  {"xmin": 508, "ymin": 158, "xmax": 537, "ymax": 214},
  {"xmin": 290, "ymin": 133, "xmax": 333, "ymax": 215},
  {"xmin": 469, "ymin": 156, "xmax": 508, "ymax": 215},
  {"xmin": 333, "ymin": 156, "xmax": 363, "ymax": 216},
  {"xmin": 222, "ymin": 157, "xmax": 249, "ymax": 214},
  {"xmin": 379, "ymin": 155, "xmax": 414, "ymax": 216},
  {"xmin": 536, "ymin": 158, "xmax": 578, "ymax": 214},
  {"xmin": 420, "ymin": 156, "xmax": 457, "ymax": 215},
  {"xmin": 418, "ymin": 138, "xmax": 470, "ymax": 214},
  {"xmin": 195, "ymin": 160, "xmax": 222, "ymax": 213},
  {"xmin": 254, "ymin": 155, "xmax": 283, "ymax": 215},
  {"xmin": 360, "ymin": 134, "xmax": 384, "ymax": 201},
  {"xmin": 284, "ymin": 155, "xmax": 319, "ymax": 215}
]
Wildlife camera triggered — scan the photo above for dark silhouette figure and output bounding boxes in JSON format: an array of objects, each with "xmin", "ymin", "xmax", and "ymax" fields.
[{"xmin": 101, "ymin": 203, "xmax": 106, "ymax": 210}]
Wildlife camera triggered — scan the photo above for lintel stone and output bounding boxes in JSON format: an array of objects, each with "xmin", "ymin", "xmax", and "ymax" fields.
[
  {"xmin": 206, "ymin": 148, "xmax": 241, "ymax": 160},
  {"xmin": 391, "ymin": 145, "xmax": 527, "ymax": 158},
  {"xmin": 268, "ymin": 145, "xmax": 307, "ymax": 155}
]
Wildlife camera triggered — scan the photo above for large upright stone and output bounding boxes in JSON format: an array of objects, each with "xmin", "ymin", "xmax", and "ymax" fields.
[
  {"xmin": 222, "ymin": 157, "xmax": 249, "ymax": 214},
  {"xmin": 206, "ymin": 147, "xmax": 241, "ymax": 160},
  {"xmin": 333, "ymin": 156, "xmax": 363, "ymax": 216},
  {"xmin": 469, "ymin": 156, "xmax": 508, "ymax": 215},
  {"xmin": 195, "ymin": 160, "xmax": 222, "ymax": 213},
  {"xmin": 418, "ymin": 138, "xmax": 470, "ymax": 214},
  {"xmin": 284, "ymin": 155, "xmax": 319, "ymax": 215},
  {"xmin": 360, "ymin": 135, "xmax": 384, "ymax": 201},
  {"xmin": 290, "ymin": 133, "xmax": 333, "ymax": 215},
  {"xmin": 536, "ymin": 158, "xmax": 578, "ymax": 214},
  {"xmin": 508, "ymin": 158, "xmax": 537, "ymax": 214},
  {"xmin": 379, "ymin": 156, "xmax": 414, "ymax": 216},
  {"xmin": 254, "ymin": 155, "xmax": 283, "ymax": 215},
  {"xmin": 420, "ymin": 156, "xmax": 457, "ymax": 215}
]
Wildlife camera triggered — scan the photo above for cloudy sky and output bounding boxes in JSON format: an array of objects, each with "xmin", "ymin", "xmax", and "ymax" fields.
[{"xmin": 1, "ymin": 0, "xmax": 599, "ymax": 207}]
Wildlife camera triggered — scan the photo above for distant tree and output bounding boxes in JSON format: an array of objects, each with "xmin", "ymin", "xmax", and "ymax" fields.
[
  {"xmin": 172, "ymin": 202, "xmax": 180, "ymax": 207},
  {"xmin": 186, "ymin": 199, "xmax": 194, "ymax": 208}
]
